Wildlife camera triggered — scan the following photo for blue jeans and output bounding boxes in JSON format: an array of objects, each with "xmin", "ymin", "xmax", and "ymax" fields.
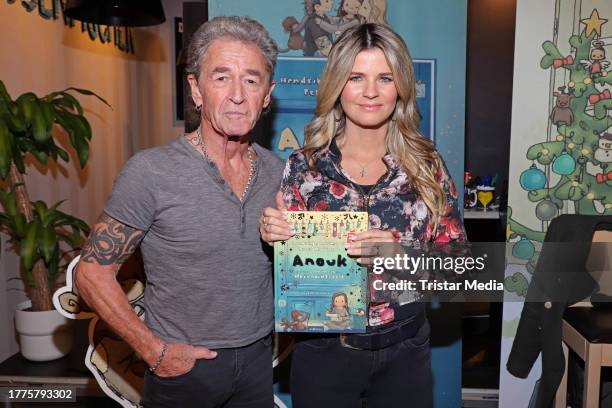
[
  {"xmin": 290, "ymin": 319, "xmax": 433, "ymax": 408},
  {"xmin": 142, "ymin": 334, "xmax": 273, "ymax": 408}
]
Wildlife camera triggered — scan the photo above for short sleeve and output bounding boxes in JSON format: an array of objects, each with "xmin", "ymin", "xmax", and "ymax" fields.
[{"xmin": 103, "ymin": 152, "xmax": 157, "ymax": 231}]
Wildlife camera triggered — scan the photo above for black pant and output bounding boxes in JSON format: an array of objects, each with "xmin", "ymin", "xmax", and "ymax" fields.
[
  {"xmin": 142, "ymin": 334, "xmax": 273, "ymax": 408},
  {"xmin": 290, "ymin": 319, "xmax": 433, "ymax": 408}
]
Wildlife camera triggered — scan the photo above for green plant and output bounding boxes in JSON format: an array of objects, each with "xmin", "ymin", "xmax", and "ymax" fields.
[{"xmin": 0, "ymin": 80, "xmax": 109, "ymax": 311}]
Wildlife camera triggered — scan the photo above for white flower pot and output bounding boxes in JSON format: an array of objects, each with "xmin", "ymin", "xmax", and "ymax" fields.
[{"xmin": 15, "ymin": 300, "xmax": 73, "ymax": 361}]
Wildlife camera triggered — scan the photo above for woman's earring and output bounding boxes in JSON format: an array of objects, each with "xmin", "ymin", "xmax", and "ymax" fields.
[
  {"xmin": 195, "ymin": 105, "xmax": 202, "ymax": 113},
  {"xmin": 333, "ymin": 110, "xmax": 342, "ymax": 122}
]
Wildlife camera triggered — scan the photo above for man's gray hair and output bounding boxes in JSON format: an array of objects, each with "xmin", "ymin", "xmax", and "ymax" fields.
[{"xmin": 186, "ymin": 16, "xmax": 278, "ymax": 81}]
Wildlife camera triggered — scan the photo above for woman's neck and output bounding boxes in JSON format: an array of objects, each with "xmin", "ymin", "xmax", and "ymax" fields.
[{"xmin": 340, "ymin": 122, "xmax": 388, "ymax": 160}]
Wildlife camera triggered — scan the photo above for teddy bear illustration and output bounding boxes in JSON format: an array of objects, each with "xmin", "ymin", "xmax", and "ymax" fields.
[{"xmin": 279, "ymin": 16, "xmax": 305, "ymax": 53}]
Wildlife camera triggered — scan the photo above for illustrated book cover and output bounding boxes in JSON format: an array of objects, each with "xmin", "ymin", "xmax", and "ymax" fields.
[{"xmin": 274, "ymin": 211, "xmax": 369, "ymax": 333}]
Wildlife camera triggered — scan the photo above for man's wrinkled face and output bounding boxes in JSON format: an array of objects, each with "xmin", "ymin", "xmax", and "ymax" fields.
[{"xmin": 188, "ymin": 39, "xmax": 275, "ymax": 140}]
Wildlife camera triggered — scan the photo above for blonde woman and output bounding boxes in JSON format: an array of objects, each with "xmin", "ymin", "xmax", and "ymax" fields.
[{"xmin": 260, "ymin": 24, "xmax": 465, "ymax": 407}]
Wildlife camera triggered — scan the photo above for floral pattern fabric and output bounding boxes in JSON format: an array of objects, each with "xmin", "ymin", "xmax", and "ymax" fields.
[{"xmin": 281, "ymin": 139, "xmax": 467, "ymax": 326}]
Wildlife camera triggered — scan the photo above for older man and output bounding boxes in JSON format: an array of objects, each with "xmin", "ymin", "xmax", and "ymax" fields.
[{"xmin": 75, "ymin": 16, "xmax": 285, "ymax": 408}]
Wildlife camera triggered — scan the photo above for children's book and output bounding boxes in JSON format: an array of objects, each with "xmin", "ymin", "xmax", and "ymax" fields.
[{"xmin": 274, "ymin": 211, "xmax": 368, "ymax": 333}]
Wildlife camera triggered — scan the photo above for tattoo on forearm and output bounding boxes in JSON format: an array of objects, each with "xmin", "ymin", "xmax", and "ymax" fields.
[{"xmin": 81, "ymin": 214, "xmax": 145, "ymax": 265}]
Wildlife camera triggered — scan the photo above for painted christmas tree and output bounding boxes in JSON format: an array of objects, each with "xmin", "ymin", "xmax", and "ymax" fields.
[{"xmin": 505, "ymin": 9, "xmax": 612, "ymax": 290}]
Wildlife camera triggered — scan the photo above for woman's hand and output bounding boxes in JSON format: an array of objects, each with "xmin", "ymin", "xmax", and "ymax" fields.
[
  {"xmin": 259, "ymin": 192, "xmax": 295, "ymax": 246},
  {"xmin": 346, "ymin": 229, "xmax": 402, "ymax": 265}
]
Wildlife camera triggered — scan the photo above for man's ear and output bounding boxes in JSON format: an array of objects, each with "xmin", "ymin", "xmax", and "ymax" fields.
[
  {"xmin": 263, "ymin": 80, "xmax": 276, "ymax": 109},
  {"xmin": 187, "ymin": 74, "xmax": 203, "ymax": 108}
]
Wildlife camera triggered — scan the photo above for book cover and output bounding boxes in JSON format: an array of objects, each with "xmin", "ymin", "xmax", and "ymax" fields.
[{"xmin": 274, "ymin": 211, "xmax": 369, "ymax": 333}]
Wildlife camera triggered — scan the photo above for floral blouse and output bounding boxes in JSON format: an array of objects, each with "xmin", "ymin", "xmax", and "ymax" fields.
[{"xmin": 281, "ymin": 139, "xmax": 467, "ymax": 326}]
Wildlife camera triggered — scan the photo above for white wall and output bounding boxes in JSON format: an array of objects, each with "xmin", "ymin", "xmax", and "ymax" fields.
[{"xmin": 0, "ymin": 0, "xmax": 187, "ymax": 361}]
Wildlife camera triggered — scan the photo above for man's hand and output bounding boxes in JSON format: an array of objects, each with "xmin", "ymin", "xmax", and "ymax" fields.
[{"xmin": 153, "ymin": 343, "xmax": 217, "ymax": 378}]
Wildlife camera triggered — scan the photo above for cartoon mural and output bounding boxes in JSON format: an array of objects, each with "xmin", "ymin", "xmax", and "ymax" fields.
[
  {"xmin": 280, "ymin": 0, "xmax": 389, "ymax": 57},
  {"xmin": 505, "ymin": 5, "xmax": 612, "ymax": 301},
  {"xmin": 500, "ymin": 2, "xmax": 612, "ymax": 406}
]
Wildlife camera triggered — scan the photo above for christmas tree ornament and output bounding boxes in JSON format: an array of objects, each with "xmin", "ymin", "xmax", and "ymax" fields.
[
  {"xmin": 594, "ymin": 133, "xmax": 612, "ymax": 163},
  {"xmin": 553, "ymin": 55, "xmax": 574, "ymax": 68},
  {"xmin": 596, "ymin": 172, "xmax": 612, "ymax": 183},
  {"xmin": 581, "ymin": 40, "xmax": 610, "ymax": 78},
  {"xmin": 568, "ymin": 81, "xmax": 575, "ymax": 88},
  {"xmin": 587, "ymin": 192, "xmax": 595, "ymax": 199},
  {"xmin": 512, "ymin": 237, "xmax": 535, "ymax": 260},
  {"xmin": 584, "ymin": 77, "xmax": 592, "ymax": 85},
  {"xmin": 589, "ymin": 89, "xmax": 611, "ymax": 104},
  {"xmin": 581, "ymin": 148, "xmax": 590, "ymax": 155},
  {"xmin": 606, "ymin": 203, "xmax": 612, "ymax": 209},
  {"xmin": 568, "ymin": 142, "xmax": 575, "ymax": 149},
  {"xmin": 603, "ymin": 71, "xmax": 609, "ymax": 77},
  {"xmin": 520, "ymin": 164, "xmax": 547, "ymax": 191},
  {"xmin": 580, "ymin": 9, "xmax": 608, "ymax": 38},
  {"xmin": 552, "ymin": 151, "xmax": 576, "ymax": 175},
  {"xmin": 550, "ymin": 87, "xmax": 574, "ymax": 125},
  {"xmin": 556, "ymin": 135, "xmax": 564, "ymax": 141},
  {"xmin": 542, "ymin": 148, "xmax": 549, "ymax": 155},
  {"xmin": 536, "ymin": 199, "xmax": 558, "ymax": 221},
  {"xmin": 572, "ymin": 181, "xmax": 580, "ymax": 187}
]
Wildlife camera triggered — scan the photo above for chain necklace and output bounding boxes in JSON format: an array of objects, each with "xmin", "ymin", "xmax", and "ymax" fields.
[
  {"xmin": 352, "ymin": 156, "xmax": 383, "ymax": 178},
  {"xmin": 196, "ymin": 127, "xmax": 255, "ymax": 202}
]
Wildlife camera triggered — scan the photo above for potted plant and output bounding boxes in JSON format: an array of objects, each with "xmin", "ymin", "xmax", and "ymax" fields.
[{"xmin": 0, "ymin": 80, "xmax": 109, "ymax": 360}]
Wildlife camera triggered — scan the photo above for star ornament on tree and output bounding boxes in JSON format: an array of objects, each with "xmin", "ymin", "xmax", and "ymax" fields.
[{"xmin": 581, "ymin": 9, "xmax": 608, "ymax": 37}]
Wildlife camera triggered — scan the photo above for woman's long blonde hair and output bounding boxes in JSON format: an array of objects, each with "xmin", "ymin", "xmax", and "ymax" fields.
[{"xmin": 303, "ymin": 23, "xmax": 447, "ymax": 229}]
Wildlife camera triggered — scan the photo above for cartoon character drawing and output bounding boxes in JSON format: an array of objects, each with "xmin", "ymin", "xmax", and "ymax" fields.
[
  {"xmin": 581, "ymin": 40, "xmax": 610, "ymax": 78},
  {"xmin": 358, "ymin": 0, "xmax": 390, "ymax": 25},
  {"xmin": 288, "ymin": 0, "xmax": 335, "ymax": 56},
  {"xmin": 315, "ymin": 0, "xmax": 390, "ymax": 36},
  {"xmin": 280, "ymin": 16, "xmax": 305, "ymax": 53},
  {"xmin": 595, "ymin": 132, "xmax": 612, "ymax": 163},
  {"xmin": 550, "ymin": 86, "xmax": 574, "ymax": 125},
  {"xmin": 53, "ymin": 257, "xmax": 146, "ymax": 408},
  {"xmin": 280, "ymin": 309, "xmax": 310, "ymax": 331},
  {"xmin": 324, "ymin": 292, "xmax": 351, "ymax": 329},
  {"xmin": 315, "ymin": 0, "xmax": 363, "ymax": 37},
  {"xmin": 314, "ymin": 35, "xmax": 333, "ymax": 56}
]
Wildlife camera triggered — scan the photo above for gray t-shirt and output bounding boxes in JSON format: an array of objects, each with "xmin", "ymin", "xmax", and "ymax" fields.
[{"xmin": 104, "ymin": 136, "xmax": 284, "ymax": 349}]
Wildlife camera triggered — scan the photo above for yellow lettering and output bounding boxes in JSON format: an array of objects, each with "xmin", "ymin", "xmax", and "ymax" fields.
[{"xmin": 278, "ymin": 128, "xmax": 301, "ymax": 151}]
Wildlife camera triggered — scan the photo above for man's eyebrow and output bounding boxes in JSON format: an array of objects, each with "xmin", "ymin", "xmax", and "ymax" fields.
[
  {"xmin": 210, "ymin": 67, "xmax": 263, "ymax": 77},
  {"xmin": 211, "ymin": 66, "xmax": 231, "ymax": 74},
  {"xmin": 246, "ymin": 69, "xmax": 263, "ymax": 77}
]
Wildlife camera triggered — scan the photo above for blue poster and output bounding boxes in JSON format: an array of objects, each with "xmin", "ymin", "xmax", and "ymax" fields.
[{"xmin": 271, "ymin": 57, "xmax": 436, "ymax": 161}]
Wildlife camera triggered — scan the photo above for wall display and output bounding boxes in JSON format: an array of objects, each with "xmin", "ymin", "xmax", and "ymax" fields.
[
  {"xmin": 275, "ymin": 211, "xmax": 368, "ymax": 333},
  {"xmin": 4, "ymin": 0, "xmax": 135, "ymax": 53},
  {"xmin": 500, "ymin": 1, "xmax": 612, "ymax": 407},
  {"xmin": 208, "ymin": 1, "xmax": 466, "ymax": 407}
]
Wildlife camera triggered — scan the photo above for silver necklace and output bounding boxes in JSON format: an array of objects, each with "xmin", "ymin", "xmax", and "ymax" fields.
[
  {"xmin": 196, "ymin": 127, "xmax": 255, "ymax": 202},
  {"xmin": 352, "ymin": 156, "xmax": 382, "ymax": 178}
]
